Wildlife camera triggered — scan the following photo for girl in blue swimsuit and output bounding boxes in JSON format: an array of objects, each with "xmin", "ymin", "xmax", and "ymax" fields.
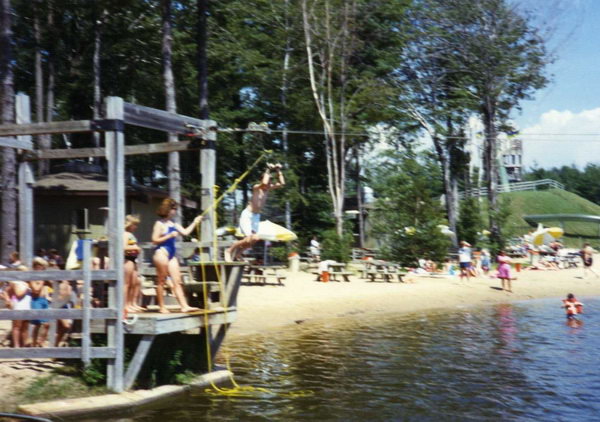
[{"xmin": 152, "ymin": 198, "xmax": 203, "ymax": 314}]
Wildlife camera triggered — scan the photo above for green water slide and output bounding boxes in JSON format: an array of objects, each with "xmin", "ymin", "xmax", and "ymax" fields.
[{"xmin": 523, "ymin": 214, "xmax": 600, "ymax": 238}]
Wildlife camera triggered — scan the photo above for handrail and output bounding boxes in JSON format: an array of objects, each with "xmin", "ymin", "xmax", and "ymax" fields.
[
  {"xmin": 0, "ymin": 241, "xmax": 118, "ymax": 364},
  {"xmin": 458, "ymin": 179, "xmax": 564, "ymax": 199}
]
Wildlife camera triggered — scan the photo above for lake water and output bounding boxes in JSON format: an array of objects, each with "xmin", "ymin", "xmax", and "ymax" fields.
[{"xmin": 93, "ymin": 297, "xmax": 600, "ymax": 421}]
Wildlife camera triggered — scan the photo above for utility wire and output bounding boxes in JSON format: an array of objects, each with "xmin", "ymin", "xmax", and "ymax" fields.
[{"xmin": 218, "ymin": 127, "xmax": 600, "ymax": 141}]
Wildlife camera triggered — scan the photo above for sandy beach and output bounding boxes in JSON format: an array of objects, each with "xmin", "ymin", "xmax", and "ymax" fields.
[
  {"xmin": 2, "ymin": 262, "xmax": 600, "ymax": 411},
  {"xmin": 227, "ymin": 263, "xmax": 600, "ymax": 340}
]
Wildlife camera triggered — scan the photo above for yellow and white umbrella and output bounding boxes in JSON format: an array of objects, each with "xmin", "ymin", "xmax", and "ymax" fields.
[
  {"xmin": 528, "ymin": 224, "xmax": 564, "ymax": 246},
  {"xmin": 257, "ymin": 220, "xmax": 297, "ymax": 242}
]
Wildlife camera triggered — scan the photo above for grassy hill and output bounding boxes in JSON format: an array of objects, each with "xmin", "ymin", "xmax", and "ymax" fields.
[{"xmin": 499, "ymin": 189, "xmax": 600, "ymax": 247}]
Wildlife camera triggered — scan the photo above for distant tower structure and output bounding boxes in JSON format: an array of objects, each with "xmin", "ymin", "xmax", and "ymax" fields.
[{"xmin": 500, "ymin": 137, "xmax": 523, "ymax": 183}]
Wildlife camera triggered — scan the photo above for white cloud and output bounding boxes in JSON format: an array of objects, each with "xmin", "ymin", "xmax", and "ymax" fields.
[{"xmin": 521, "ymin": 108, "xmax": 600, "ymax": 169}]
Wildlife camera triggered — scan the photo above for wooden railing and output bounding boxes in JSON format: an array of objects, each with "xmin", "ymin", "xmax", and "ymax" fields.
[{"xmin": 0, "ymin": 241, "xmax": 120, "ymax": 364}]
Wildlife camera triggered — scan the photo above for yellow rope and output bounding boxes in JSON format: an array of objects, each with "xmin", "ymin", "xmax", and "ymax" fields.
[
  {"xmin": 196, "ymin": 149, "xmax": 273, "ymax": 220},
  {"xmin": 193, "ymin": 153, "xmax": 313, "ymax": 398}
]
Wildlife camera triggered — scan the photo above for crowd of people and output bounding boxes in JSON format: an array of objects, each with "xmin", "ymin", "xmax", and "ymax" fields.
[
  {"xmin": 0, "ymin": 255, "xmax": 73, "ymax": 348},
  {"xmin": 0, "ymin": 197, "xmax": 207, "ymax": 348}
]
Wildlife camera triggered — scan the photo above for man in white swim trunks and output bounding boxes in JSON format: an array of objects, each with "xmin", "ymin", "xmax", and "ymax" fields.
[{"xmin": 226, "ymin": 163, "xmax": 285, "ymax": 261}]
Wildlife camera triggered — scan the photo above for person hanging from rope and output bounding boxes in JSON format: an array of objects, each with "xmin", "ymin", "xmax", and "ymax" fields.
[
  {"xmin": 152, "ymin": 198, "xmax": 203, "ymax": 313},
  {"xmin": 225, "ymin": 163, "xmax": 285, "ymax": 261}
]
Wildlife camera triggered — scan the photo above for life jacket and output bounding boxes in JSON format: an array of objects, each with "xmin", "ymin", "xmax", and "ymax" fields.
[{"xmin": 563, "ymin": 298, "xmax": 583, "ymax": 315}]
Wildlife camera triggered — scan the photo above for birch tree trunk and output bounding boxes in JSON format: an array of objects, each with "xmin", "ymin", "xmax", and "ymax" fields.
[
  {"xmin": 0, "ymin": 0, "xmax": 16, "ymax": 261},
  {"xmin": 302, "ymin": 0, "xmax": 353, "ymax": 236},
  {"xmin": 162, "ymin": 0, "xmax": 181, "ymax": 222},
  {"xmin": 432, "ymin": 137, "xmax": 458, "ymax": 246},
  {"xmin": 281, "ymin": 0, "xmax": 292, "ymax": 230}
]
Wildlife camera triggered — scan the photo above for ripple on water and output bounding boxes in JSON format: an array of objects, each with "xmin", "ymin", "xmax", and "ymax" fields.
[{"xmin": 86, "ymin": 297, "xmax": 600, "ymax": 421}]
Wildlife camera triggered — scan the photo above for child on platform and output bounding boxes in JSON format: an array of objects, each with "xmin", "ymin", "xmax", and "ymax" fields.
[
  {"xmin": 30, "ymin": 257, "xmax": 50, "ymax": 347},
  {"xmin": 1, "ymin": 278, "xmax": 31, "ymax": 348}
]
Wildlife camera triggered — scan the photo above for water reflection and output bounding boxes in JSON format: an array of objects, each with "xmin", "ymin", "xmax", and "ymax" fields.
[{"xmin": 82, "ymin": 298, "xmax": 600, "ymax": 421}]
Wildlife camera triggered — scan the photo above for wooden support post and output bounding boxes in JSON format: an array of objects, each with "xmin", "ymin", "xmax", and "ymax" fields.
[
  {"xmin": 105, "ymin": 96, "xmax": 126, "ymax": 392},
  {"xmin": 200, "ymin": 138, "xmax": 216, "ymax": 258},
  {"xmin": 16, "ymin": 94, "xmax": 34, "ymax": 267},
  {"xmin": 81, "ymin": 240, "xmax": 92, "ymax": 366},
  {"xmin": 123, "ymin": 335, "xmax": 155, "ymax": 391},
  {"xmin": 208, "ymin": 324, "xmax": 228, "ymax": 366}
]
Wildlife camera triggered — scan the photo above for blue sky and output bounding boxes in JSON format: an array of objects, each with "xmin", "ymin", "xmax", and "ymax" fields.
[{"xmin": 515, "ymin": 0, "xmax": 600, "ymax": 169}]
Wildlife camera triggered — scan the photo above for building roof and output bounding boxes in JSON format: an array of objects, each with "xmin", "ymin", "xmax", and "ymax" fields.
[{"xmin": 35, "ymin": 172, "xmax": 197, "ymax": 208}]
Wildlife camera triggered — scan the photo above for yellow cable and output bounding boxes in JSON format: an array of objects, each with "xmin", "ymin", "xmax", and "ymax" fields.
[{"xmin": 193, "ymin": 153, "xmax": 313, "ymax": 398}]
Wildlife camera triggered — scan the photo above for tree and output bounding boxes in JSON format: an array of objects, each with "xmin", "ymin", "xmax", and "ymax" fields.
[
  {"xmin": 162, "ymin": 0, "xmax": 181, "ymax": 222},
  {"xmin": 456, "ymin": 197, "xmax": 483, "ymax": 246},
  {"xmin": 0, "ymin": 0, "xmax": 16, "ymax": 262},
  {"xmin": 301, "ymin": 0, "xmax": 409, "ymax": 236},
  {"xmin": 453, "ymin": 0, "xmax": 549, "ymax": 244},
  {"xmin": 196, "ymin": 0, "xmax": 208, "ymax": 119},
  {"xmin": 398, "ymin": 0, "xmax": 476, "ymax": 245},
  {"xmin": 369, "ymin": 149, "xmax": 450, "ymax": 266}
]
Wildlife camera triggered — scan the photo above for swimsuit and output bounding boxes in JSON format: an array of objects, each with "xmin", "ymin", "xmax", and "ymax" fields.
[
  {"xmin": 125, "ymin": 232, "xmax": 139, "ymax": 263},
  {"xmin": 239, "ymin": 207, "xmax": 260, "ymax": 236},
  {"xmin": 11, "ymin": 290, "xmax": 32, "ymax": 311},
  {"xmin": 155, "ymin": 224, "xmax": 178, "ymax": 260},
  {"xmin": 31, "ymin": 295, "xmax": 49, "ymax": 325}
]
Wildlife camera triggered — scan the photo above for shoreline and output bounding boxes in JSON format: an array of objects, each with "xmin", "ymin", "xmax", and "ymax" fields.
[
  {"xmin": 225, "ymin": 264, "xmax": 600, "ymax": 341},
  {"xmin": 4, "ymin": 263, "xmax": 600, "ymax": 415}
]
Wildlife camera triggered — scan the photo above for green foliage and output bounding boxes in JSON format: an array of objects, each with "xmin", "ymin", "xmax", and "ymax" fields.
[
  {"xmin": 175, "ymin": 370, "xmax": 198, "ymax": 385},
  {"xmin": 21, "ymin": 373, "xmax": 107, "ymax": 404},
  {"xmin": 5, "ymin": 0, "xmax": 549, "ymax": 254},
  {"xmin": 321, "ymin": 229, "xmax": 353, "ymax": 263},
  {"xmin": 81, "ymin": 360, "xmax": 106, "ymax": 386},
  {"xmin": 525, "ymin": 164, "xmax": 600, "ymax": 206},
  {"xmin": 134, "ymin": 333, "xmax": 208, "ymax": 389},
  {"xmin": 496, "ymin": 189, "xmax": 600, "ymax": 248},
  {"xmin": 457, "ymin": 197, "xmax": 483, "ymax": 246},
  {"xmin": 369, "ymin": 149, "xmax": 451, "ymax": 266},
  {"xmin": 487, "ymin": 198, "xmax": 512, "ymax": 253},
  {"xmin": 269, "ymin": 245, "xmax": 291, "ymax": 263}
]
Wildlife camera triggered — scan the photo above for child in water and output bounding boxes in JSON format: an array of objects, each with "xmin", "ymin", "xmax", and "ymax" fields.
[{"xmin": 562, "ymin": 293, "xmax": 584, "ymax": 320}]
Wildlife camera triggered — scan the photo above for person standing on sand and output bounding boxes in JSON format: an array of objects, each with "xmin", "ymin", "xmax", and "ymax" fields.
[
  {"xmin": 309, "ymin": 236, "xmax": 321, "ymax": 262},
  {"xmin": 225, "ymin": 163, "xmax": 285, "ymax": 261},
  {"xmin": 580, "ymin": 243, "xmax": 599, "ymax": 279},
  {"xmin": 497, "ymin": 250, "xmax": 514, "ymax": 292},
  {"xmin": 458, "ymin": 241, "xmax": 472, "ymax": 282},
  {"xmin": 480, "ymin": 249, "xmax": 491, "ymax": 275}
]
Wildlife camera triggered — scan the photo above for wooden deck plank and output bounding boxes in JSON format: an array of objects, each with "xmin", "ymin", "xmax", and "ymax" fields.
[
  {"xmin": 0, "ymin": 347, "xmax": 116, "ymax": 359},
  {"xmin": 90, "ymin": 308, "xmax": 237, "ymax": 335}
]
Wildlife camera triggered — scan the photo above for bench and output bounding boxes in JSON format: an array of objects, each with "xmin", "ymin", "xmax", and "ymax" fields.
[
  {"xmin": 365, "ymin": 270, "xmax": 404, "ymax": 283},
  {"xmin": 312, "ymin": 271, "xmax": 353, "ymax": 282},
  {"xmin": 241, "ymin": 274, "xmax": 286, "ymax": 286}
]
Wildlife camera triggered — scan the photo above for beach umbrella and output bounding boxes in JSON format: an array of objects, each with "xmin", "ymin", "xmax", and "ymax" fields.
[
  {"xmin": 530, "ymin": 224, "xmax": 564, "ymax": 246},
  {"xmin": 437, "ymin": 224, "xmax": 455, "ymax": 237},
  {"xmin": 547, "ymin": 227, "xmax": 564, "ymax": 239},
  {"xmin": 256, "ymin": 220, "xmax": 298, "ymax": 242}
]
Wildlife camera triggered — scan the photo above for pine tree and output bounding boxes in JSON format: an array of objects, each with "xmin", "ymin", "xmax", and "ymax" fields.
[{"xmin": 370, "ymin": 149, "xmax": 451, "ymax": 266}]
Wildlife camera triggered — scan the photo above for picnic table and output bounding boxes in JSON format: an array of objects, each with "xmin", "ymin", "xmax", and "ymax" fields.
[
  {"xmin": 362, "ymin": 260, "xmax": 405, "ymax": 283},
  {"xmin": 242, "ymin": 265, "xmax": 287, "ymax": 286},
  {"xmin": 312, "ymin": 262, "xmax": 353, "ymax": 282}
]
